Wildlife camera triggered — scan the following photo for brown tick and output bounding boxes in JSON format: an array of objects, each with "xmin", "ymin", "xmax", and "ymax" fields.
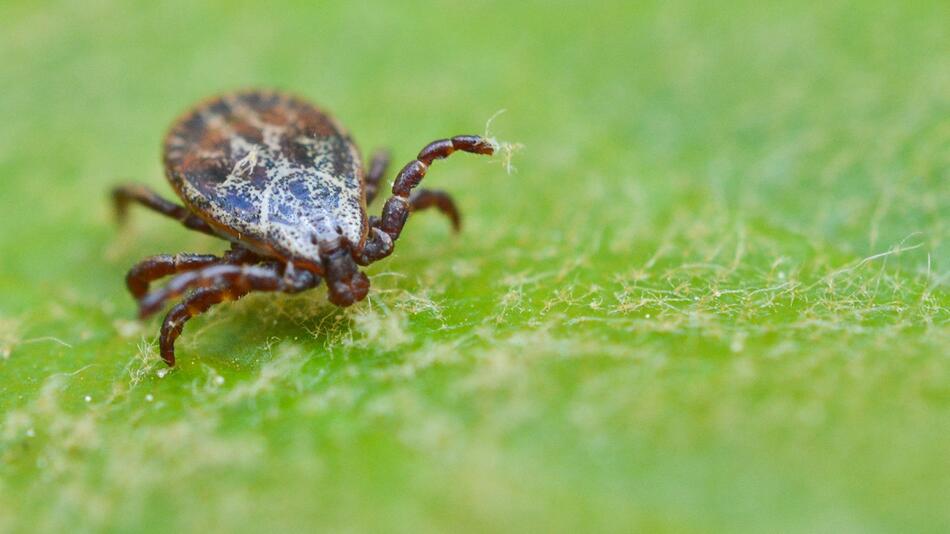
[{"xmin": 112, "ymin": 89, "xmax": 498, "ymax": 365}]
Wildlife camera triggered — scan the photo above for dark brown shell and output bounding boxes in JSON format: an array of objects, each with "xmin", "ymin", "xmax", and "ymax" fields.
[{"xmin": 163, "ymin": 90, "xmax": 366, "ymax": 268}]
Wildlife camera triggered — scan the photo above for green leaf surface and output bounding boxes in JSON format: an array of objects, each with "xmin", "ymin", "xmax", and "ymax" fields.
[{"xmin": 1, "ymin": 1, "xmax": 948, "ymax": 532}]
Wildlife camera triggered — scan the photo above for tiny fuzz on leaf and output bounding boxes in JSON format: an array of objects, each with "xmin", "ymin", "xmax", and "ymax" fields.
[{"xmin": 483, "ymin": 109, "xmax": 524, "ymax": 175}]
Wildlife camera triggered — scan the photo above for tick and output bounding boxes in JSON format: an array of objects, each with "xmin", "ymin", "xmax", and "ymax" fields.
[{"xmin": 112, "ymin": 89, "xmax": 498, "ymax": 366}]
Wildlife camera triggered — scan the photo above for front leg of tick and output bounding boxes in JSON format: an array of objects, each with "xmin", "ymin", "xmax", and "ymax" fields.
[
  {"xmin": 124, "ymin": 246, "xmax": 261, "ymax": 300},
  {"xmin": 144, "ymin": 263, "xmax": 320, "ymax": 365},
  {"xmin": 356, "ymin": 135, "xmax": 495, "ymax": 265}
]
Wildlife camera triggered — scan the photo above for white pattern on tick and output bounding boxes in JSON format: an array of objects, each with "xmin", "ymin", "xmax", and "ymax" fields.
[{"xmin": 163, "ymin": 91, "xmax": 367, "ymax": 270}]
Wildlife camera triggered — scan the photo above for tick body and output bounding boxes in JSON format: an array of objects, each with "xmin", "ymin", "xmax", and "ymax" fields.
[{"xmin": 113, "ymin": 89, "xmax": 497, "ymax": 365}]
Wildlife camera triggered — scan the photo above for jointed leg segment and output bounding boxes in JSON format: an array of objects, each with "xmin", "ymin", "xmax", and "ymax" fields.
[
  {"xmin": 140, "ymin": 263, "xmax": 320, "ymax": 318},
  {"xmin": 147, "ymin": 263, "xmax": 321, "ymax": 365},
  {"xmin": 112, "ymin": 184, "xmax": 217, "ymax": 236},
  {"xmin": 123, "ymin": 246, "xmax": 262, "ymax": 300},
  {"xmin": 356, "ymin": 135, "xmax": 494, "ymax": 265},
  {"xmin": 159, "ymin": 287, "xmax": 246, "ymax": 366},
  {"xmin": 364, "ymin": 149, "xmax": 391, "ymax": 205},
  {"xmin": 410, "ymin": 189, "xmax": 462, "ymax": 231},
  {"xmin": 126, "ymin": 253, "xmax": 221, "ymax": 299}
]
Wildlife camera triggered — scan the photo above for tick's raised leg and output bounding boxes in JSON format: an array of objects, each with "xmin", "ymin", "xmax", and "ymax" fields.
[
  {"xmin": 356, "ymin": 135, "xmax": 494, "ymax": 265},
  {"xmin": 124, "ymin": 246, "xmax": 262, "ymax": 300},
  {"xmin": 364, "ymin": 148, "xmax": 391, "ymax": 205},
  {"xmin": 152, "ymin": 264, "xmax": 321, "ymax": 365},
  {"xmin": 112, "ymin": 183, "xmax": 217, "ymax": 236}
]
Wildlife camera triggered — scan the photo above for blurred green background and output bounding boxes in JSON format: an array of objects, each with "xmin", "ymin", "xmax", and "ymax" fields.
[{"xmin": 1, "ymin": 0, "xmax": 948, "ymax": 532}]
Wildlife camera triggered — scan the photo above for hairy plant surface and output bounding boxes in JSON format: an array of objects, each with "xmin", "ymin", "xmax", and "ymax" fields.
[{"xmin": 0, "ymin": 1, "xmax": 948, "ymax": 532}]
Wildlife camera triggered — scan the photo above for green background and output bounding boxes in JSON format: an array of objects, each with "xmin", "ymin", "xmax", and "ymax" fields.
[{"xmin": 1, "ymin": 1, "xmax": 948, "ymax": 531}]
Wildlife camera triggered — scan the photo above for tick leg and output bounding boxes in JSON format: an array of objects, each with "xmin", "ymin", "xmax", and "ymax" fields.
[
  {"xmin": 364, "ymin": 148, "xmax": 391, "ymax": 205},
  {"xmin": 126, "ymin": 253, "xmax": 221, "ymax": 300},
  {"xmin": 355, "ymin": 189, "xmax": 459, "ymax": 264},
  {"xmin": 409, "ymin": 189, "xmax": 462, "ymax": 231},
  {"xmin": 140, "ymin": 263, "xmax": 320, "ymax": 319},
  {"xmin": 155, "ymin": 266, "xmax": 321, "ymax": 365},
  {"xmin": 356, "ymin": 135, "xmax": 494, "ymax": 265},
  {"xmin": 159, "ymin": 287, "xmax": 245, "ymax": 366},
  {"xmin": 112, "ymin": 183, "xmax": 217, "ymax": 236},
  {"xmin": 124, "ymin": 246, "xmax": 263, "ymax": 300}
]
